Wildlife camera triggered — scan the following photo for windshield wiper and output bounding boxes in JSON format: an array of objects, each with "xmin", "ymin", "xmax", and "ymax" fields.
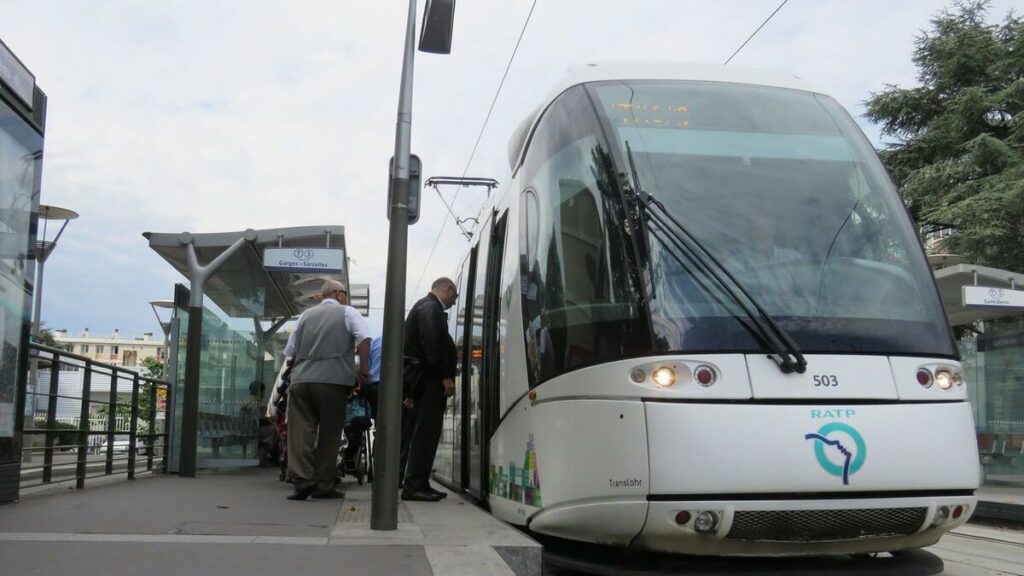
[{"xmin": 623, "ymin": 141, "xmax": 807, "ymax": 375}]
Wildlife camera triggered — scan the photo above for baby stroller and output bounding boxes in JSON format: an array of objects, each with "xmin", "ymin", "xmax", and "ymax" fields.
[{"xmin": 339, "ymin": 391, "xmax": 373, "ymax": 485}]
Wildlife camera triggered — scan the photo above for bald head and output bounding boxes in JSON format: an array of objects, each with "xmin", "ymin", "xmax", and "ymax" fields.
[
  {"xmin": 430, "ymin": 277, "xmax": 458, "ymax": 310},
  {"xmin": 320, "ymin": 280, "xmax": 348, "ymax": 303}
]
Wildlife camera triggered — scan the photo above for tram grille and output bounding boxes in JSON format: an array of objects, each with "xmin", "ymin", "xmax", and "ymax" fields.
[{"xmin": 726, "ymin": 508, "xmax": 927, "ymax": 542}]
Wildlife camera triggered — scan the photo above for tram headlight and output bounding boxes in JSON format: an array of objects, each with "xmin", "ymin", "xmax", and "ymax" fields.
[
  {"xmin": 652, "ymin": 367, "xmax": 676, "ymax": 388},
  {"xmin": 630, "ymin": 368, "xmax": 646, "ymax": 383},
  {"xmin": 932, "ymin": 506, "xmax": 950, "ymax": 526},
  {"xmin": 935, "ymin": 369, "xmax": 954, "ymax": 390}
]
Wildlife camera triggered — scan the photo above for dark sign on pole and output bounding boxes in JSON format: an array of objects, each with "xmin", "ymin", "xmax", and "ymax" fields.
[
  {"xmin": 418, "ymin": 0, "xmax": 455, "ymax": 54},
  {"xmin": 387, "ymin": 154, "xmax": 421, "ymax": 225}
]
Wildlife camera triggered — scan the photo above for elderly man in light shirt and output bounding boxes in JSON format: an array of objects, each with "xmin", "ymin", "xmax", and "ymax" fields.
[{"xmin": 284, "ymin": 279, "xmax": 370, "ymax": 501}]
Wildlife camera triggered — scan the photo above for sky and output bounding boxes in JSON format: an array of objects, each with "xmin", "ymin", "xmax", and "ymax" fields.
[{"xmin": 0, "ymin": 0, "xmax": 1018, "ymax": 339}]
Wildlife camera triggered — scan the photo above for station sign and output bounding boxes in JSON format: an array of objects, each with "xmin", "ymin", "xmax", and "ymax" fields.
[
  {"xmin": 962, "ymin": 286, "xmax": 1024, "ymax": 309},
  {"xmin": 263, "ymin": 248, "xmax": 345, "ymax": 273},
  {"xmin": 349, "ymin": 283, "xmax": 370, "ymax": 317},
  {"xmin": 0, "ymin": 39, "xmax": 35, "ymax": 108}
]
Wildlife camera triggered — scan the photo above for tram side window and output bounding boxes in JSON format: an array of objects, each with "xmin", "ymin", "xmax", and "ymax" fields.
[{"xmin": 519, "ymin": 87, "xmax": 646, "ymax": 386}]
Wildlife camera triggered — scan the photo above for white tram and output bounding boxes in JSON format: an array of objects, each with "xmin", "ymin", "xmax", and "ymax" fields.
[{"xmin": 431, "ymin": 62, "xmax": 979, "ymax": 556}]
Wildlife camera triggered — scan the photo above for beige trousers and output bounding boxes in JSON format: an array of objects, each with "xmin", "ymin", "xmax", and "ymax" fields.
[{"xmin": 286, "ymin": 382, "xmax": 350, "ymax": 491}]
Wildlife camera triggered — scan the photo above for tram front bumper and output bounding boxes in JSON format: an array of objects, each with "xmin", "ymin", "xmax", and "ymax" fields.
[
  {"xmin": 632, "ymin": 494, "xmax": 976, "ymax": 556},
  {"xmin": 628, "ymin": 400, "xmax": 979, "ymax": 555}
]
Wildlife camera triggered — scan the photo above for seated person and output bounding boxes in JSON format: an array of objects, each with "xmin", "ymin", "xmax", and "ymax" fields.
[{"xmin": 341, "ymin": 390, "xmax": 372, "ymax": 472}]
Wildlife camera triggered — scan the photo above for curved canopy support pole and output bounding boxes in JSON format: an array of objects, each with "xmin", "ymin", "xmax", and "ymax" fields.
[{"xmin": 179, "ymin": 230, "xmax": 256, "ymax": 477}]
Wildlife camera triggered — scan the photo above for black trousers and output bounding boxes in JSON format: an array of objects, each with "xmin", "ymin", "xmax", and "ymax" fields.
[
  {"xmin": 364, "ymin": 381, "xmax": 379, "ymax": 420},
  {"xmin": 402, "ymin": 378, "xmax": 446, "ymax": 493},
  {"xmin": 343, "ymin": 416, "xmax": 371, "ymax": 465},
  {"xmin": 398, "ymin": 403, "xmax": 415, "ymax": 482}
]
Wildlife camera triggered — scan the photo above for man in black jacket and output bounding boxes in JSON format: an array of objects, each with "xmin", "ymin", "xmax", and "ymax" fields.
[{"xmin": 401, "ymin": 277, "xmax": 458, "ymax": 502}]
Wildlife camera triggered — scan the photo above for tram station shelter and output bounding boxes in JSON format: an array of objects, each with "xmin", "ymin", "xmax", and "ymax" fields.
[
  {"xmin": 932, "ymin": 259, "xmax": 1024, "ymax": 487},
  {"xmin": 144, "ymin": 226, "xmax": 368, "ymax": 475}
]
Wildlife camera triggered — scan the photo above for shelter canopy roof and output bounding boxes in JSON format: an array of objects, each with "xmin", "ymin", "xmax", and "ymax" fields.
[
  {"xmin": 934, "ymin": 263, "xmax": 1024, "ymax": 326},
  {"xmin": 143, "ymin": 226, "xmax": 347, "ymax": 320}
]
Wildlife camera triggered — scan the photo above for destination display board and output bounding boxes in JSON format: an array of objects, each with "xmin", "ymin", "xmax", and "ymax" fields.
[
  {"xmin": 962, "ymin": 286, "xmax": 1024, "ymax": 309},
  {"xmin": 263, "ymin": 248, "xmax": 345, "ymax": 273}
]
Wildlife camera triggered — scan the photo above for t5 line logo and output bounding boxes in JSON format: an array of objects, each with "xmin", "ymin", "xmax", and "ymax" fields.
[{"xmin": 804, "ymin": 422, "xmax": 866, "ymax": 485}]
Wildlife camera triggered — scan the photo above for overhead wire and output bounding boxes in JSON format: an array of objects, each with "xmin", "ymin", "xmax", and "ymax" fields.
[
  {"xmin": 723, "ymin": 0, "xmax": 789, "ymax": 65},
  {"xmin": 408, "ymin": 0, "xmax": 540, "ymax": 305}
]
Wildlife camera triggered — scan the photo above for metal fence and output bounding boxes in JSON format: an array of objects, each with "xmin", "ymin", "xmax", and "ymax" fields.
[{"xmin": 20, "ymin": 343, "xmax": 170, "ymax": 490}]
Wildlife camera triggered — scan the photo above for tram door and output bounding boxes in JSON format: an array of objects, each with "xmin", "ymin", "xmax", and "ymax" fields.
[{"xmin": 464, "ymin": 213, "xmax": 507, "ymax": 499}]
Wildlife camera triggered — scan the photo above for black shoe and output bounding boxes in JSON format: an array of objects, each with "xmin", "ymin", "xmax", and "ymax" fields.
[
  {"xmin": 287, "ymin": 485, "xmax": 316, "ymax": 501},
  {"xmin": 426, "ymin": 487, "xmax": 448, "ymax": 499},
  {"xmin": 311, "ymin": 488, "xmax": 345, "ymax": 499},
  {"xmin": 401, "ymin": 490, "xmax": 443, "ymax": 502}
]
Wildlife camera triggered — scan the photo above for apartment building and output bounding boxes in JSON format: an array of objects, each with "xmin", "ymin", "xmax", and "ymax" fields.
[{"xmin": 53, "ymin": 329, "xmax": 166, "ymax": 370}]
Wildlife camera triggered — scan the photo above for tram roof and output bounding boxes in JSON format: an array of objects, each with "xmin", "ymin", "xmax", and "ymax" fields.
[
  {"xmin": 508, "ymin": 61, "xmax": 816, "ymax": 171},
  {"xmin": 143, "ymin": 225, "xmax": 348, "ymax": 320}
]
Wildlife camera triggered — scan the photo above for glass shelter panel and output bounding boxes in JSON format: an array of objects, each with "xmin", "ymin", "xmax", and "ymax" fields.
[
  {"xmin": 169, "ymin": 285, "xmax": 263, "ymax": 470},
  {"xmin": 168, "ymin": 298, "xmax": 188, "ymax": 472},
  {"xmin": 0, "ymin": 96, "xmax": 40, "ymax": 474},
  {"xmin": 970, "ymin": 317, "xmax": 1024, "ymax": 486},
  {"xmin": 195, "ymin": 302, "xmax": 260, "ymax": 465}
]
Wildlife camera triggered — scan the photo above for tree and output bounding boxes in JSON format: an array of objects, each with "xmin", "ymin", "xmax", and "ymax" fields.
[
  {"xmin": 141, "ymin": 356, "xmax": 164, "ymax": 381},
  {"xmin": 865, "ymin": 1, "xmax": 1024, "ymax": 271},
  {"xmin": 30, "ymin": 322, "xmax": 69, "ymax": 350}
]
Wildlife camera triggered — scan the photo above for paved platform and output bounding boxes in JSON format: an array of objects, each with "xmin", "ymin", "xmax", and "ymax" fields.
[
  {"xmin": 1, "ymin": 469, "xmax": 1020, "ymax": 575},
  {"xmin": 0, "ymin": 468, "xmax": 540, "ymax": 576}
]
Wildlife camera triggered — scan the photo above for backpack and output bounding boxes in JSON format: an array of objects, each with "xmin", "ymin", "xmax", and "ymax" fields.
[{"xmin": 346, "ymin": 395, "xmax": 369, "ymax": 425}]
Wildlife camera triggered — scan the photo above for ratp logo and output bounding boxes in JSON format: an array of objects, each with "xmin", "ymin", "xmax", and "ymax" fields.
[{"xmin": 804, "ymin": 422, "xmax": 866, "ymax": 485}]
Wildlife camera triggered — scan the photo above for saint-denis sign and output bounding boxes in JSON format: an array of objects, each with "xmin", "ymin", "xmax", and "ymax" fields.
[
  {"xmin": 263, "ymin": 248, "xmax": 345, "ymax": 273},
  {"xmin": 963, "ymin": 286, "xmax": 1024, "ymax": 309}
]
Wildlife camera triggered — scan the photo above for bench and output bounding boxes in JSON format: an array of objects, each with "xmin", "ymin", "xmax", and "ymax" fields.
[
  {"xmin": 980, "ymin": 433, "xmax": 1024, "ymax": 468},
  {"xmin": 199, "ymin": 411, "xmax": 258, "ymax": 459}
]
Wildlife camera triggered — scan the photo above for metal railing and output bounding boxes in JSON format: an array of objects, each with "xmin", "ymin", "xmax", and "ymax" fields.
[{"xmin": 20, "ymin": 343, "xmax": 170, "ymax": 490}]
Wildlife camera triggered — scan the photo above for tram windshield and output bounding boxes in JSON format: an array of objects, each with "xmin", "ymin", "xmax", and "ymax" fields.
[{"xmin": 589, "ymin": 80, "xmax": 954, "ymax": 357}]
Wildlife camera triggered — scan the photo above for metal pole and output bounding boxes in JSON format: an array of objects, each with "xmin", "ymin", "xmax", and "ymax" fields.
[
  {"xmin": 31, "ymin": 258, "xmax": 45, "ymax": 337},
  {"xmin": 179, "ymin": 298, "xmax": 204, "ymax": 477},
  {"xmin": 372, "ymin": 0, "xmax": 417, "ymax": 531}
]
